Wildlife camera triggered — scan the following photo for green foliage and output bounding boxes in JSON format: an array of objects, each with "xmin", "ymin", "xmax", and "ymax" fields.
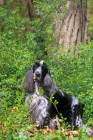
[
  {"xmin": 47, "ymin": 42, "xmax": 93, "ymax": 123},
  {"xmin": 0, "ymin": 0, "xmax": 93, "ymax": 140}
]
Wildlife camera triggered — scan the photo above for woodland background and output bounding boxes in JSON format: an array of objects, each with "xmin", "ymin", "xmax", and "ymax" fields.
[{"xmin": 0, "ymin": 0, "xmax": 93, "ymax": 139}]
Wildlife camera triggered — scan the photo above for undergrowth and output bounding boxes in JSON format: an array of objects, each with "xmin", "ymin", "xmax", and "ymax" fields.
[{"xmin": 0, "ymin": 1, "xmax": 93, "ymax": 139}]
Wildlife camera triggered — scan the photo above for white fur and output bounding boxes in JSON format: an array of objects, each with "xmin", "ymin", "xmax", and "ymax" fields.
[
  {"xmin": 40, "ymin": 61, "xmax": 44, "ymax": 65},
  {"xmin": 71, "ymin": 96, "xmax": 79, "ymax": 113},
  {"xmin": 75, "ymin": 115, "xmax": 83, "ymax": 127},
  {"xmin": 71, "ymin": 97, "xmax": 79, "ymax": 106},
  {"xmin": 27, "ymin": 94, "xmax": 48, "ymax": 121}
]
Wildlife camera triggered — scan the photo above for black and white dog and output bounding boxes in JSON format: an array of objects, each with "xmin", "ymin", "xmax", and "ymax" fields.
[
  {"xmin": 23, "ymin": 61, "xmax": 92, "ymax": 135},
  {"xmin": 24, "ymin": 61, "xmax": 57, "ymax": 128}
]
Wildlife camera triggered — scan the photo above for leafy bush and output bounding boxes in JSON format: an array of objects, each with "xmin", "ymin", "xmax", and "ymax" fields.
[{"xmin": 0, "ymin": 1, "xmax": 93, "ymax": 140}]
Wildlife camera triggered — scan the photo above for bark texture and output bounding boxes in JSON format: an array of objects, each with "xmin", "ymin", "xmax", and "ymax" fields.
[
  {"xmin": 55, "ymin": 0, "xmax": 90, "ymax": 53},
  {"xmin": 25, "ymin": 0, "xmax": 39, "ymax": 20},
  {"xmin": 0, "ymin": 0, "xmax": 5, "ymax": 5}
]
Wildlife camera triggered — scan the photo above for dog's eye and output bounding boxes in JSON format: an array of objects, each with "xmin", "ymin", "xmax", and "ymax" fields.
[{"xmin": 33, "ymin": 62, "xmax": 40, "ymax": 70}]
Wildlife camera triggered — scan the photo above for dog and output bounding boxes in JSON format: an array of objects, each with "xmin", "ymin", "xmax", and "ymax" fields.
[
  {"xmin": 24, "ymin": 61, "xmax": 92, "ymax": 135},
  {"xmin": 24, "ymin": 61, "xmax": 57, "ymax": 128}
]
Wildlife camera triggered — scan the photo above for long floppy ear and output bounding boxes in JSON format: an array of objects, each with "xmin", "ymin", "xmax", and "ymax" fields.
[
  {"xmin": 43, "ymin": 74, "xmax": 52, "ymax": 88},
  {"xmin": 43, "ymin": 62, "xmax": 51, "ymax": 76},
  {"xmin": 43, "ymin": 74, "xmax": 57, "ymax": 96},
  {"xmin": 23, "ymin": 69, "xmax": 34, "ymax": 93}
]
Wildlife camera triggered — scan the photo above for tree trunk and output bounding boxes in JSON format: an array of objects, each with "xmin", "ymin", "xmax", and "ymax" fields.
[
  {"xmin": 55, "ymin": 0, "xmax": 90, "ymax": 53},
  {"xmin": 25, "ymin": 0, "xmax": 39, "ymax": 20},
  {"xmin": 0, "ymin": 0, "xmax": 5, "ymax": 5}
]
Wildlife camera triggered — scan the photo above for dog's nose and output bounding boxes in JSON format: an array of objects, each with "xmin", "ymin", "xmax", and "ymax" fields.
[{"xmin": 35, "ymin": 72, "xmax": 40, "ymax": 77}]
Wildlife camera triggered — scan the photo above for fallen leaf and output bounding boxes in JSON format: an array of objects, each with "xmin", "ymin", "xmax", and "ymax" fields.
[
  {"xmin": 44, "ymin": 126, "xmax": 55, "ymax": 134},
  {"xmin": 12, "ymin": 107, "xmax": 18, "ymax": 113}
]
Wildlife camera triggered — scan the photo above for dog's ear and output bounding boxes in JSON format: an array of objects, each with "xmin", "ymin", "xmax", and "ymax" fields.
[
  {"xmin": 44, "ymin": 74, "xmax": 52, "ymax": 88},
  {"xmin": 23, "ymin": 69, "xmax": 34, "ymax": 93},
  {"xmin": 43, "ymin": 62, "xmax": 51, "ymax": 75}
]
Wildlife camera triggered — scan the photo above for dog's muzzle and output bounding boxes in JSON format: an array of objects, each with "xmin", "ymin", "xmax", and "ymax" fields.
[
  {"xmin": 35, "ymin": 71, "xmax": 41, "ymax": 77},
  {"xmin": 33, "ymin": 72, "xmax": 42, "ymax": 82}
]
